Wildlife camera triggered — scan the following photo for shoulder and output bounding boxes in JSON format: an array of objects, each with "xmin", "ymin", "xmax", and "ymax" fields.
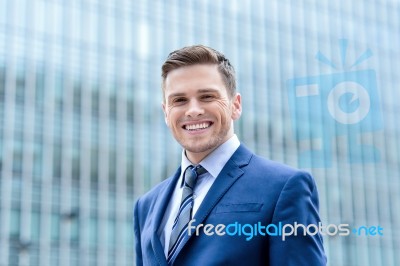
[
  {"xmin": 136, "ymin": 177, "xmax": 173, "ymax": 208},
  {"xmin": 252, "ymin": 154, "xmax": 309, "ymax": 177},
  {"xmin": 236, "ymin": 144, "xmax": 314, "ymax": 187},
  {"xmin": 248, "ymin": 155, "xmax": 318, "ymax": 205},
  {"xmin": 235, "ymin": 144, "xmax": 306, "ymax": 174},
  {"xmin": 135, "ymin": 167, "xmax": 180, "ymax": 212}
]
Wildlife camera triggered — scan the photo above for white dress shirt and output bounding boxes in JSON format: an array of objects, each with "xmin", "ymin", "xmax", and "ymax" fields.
[{"xmin": 157, "ymin": 134, "xmax": 240, "ymax": 256}]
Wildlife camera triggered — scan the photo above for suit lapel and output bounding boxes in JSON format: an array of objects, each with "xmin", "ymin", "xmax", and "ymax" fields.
[
  {"xmin": 150, "ymin": 167, "xmax": 181, "ymax": 266},
  {"xmin": 171, "ymin": 145, "xmax": 253, "ymax": 262}
]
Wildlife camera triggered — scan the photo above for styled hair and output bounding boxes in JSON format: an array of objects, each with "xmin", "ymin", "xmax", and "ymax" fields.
[{"xmin": 161, "ymin": 45, "xmax": 236, "ymax": 100}]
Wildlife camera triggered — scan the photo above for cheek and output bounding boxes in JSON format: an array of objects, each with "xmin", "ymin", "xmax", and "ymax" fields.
[
  {"xmin": 166, "ymin": 108, "xmax": 180, "ymax": 128},
  {"xmin": 214, "ymin": 100, "xmax": 229, "ymax": 111},
  {"xmin": 215, "ymin": 101, "xmax": 232, "ymax": 120}
]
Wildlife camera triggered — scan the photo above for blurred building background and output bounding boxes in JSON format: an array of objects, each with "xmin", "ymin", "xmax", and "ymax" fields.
[{"xmin": 0, "ymin": 0, "xmax": 399, "ymax": 265}]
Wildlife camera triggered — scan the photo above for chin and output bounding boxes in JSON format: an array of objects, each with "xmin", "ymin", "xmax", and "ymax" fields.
[
  {"xmin": 183, "ymin": 139, "xmax": 223, "ymax": 154},
  {"xmin": 183, "ymin": 144, "xmax": 212, "ymax": 154}
]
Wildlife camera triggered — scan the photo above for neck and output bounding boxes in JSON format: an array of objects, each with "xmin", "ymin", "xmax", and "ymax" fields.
[
  {"xmin": 186, "ymin": 148, "xmax": 216, "ymax": 165},
  {"xmin": 185, "ymin": 132, "xmax": 234, "ymax": 164}
]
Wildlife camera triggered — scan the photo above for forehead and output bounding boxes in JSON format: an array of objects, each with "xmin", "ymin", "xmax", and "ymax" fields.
[{"xmin": 164, "ymin": 64, "xmax": 226, "ymax": 95}]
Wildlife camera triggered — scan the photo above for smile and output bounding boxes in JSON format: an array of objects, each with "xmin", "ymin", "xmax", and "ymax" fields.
[{"xmin": 183, "ymin": 122, "xmax": 212, "ymax": 131}]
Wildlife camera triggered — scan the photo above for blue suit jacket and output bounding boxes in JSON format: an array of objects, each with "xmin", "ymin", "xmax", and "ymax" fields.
[{"xmin": 134, "ymin": 145, "xmax": 327, "ymax": 265}]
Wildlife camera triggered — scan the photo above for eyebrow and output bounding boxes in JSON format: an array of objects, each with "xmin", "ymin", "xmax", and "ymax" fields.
[{"xmin": 197, "ymin": 88, "xmax": 220, "ymax": 94}]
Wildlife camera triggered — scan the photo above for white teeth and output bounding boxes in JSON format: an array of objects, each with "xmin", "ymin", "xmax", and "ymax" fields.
[{"xmin": 185, "ymin": 122, "xmax": 211, "ymax": 131}]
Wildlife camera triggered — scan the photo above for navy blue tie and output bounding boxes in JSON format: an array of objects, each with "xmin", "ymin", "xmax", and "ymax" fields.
[{"xmin": 167, "ymin": 165, "xmax": 206, "ymax": 264}]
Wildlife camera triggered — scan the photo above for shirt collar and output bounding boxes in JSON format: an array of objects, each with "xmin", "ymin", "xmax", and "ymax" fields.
[{"xmin": 180, "ymin": 134, "xmax": 240, "ymax": 185}]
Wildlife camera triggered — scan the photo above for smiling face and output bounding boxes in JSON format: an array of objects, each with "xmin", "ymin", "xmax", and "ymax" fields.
[{"xmin": 163, "ymin": 64, "xmax": 242, "ymax": 163}]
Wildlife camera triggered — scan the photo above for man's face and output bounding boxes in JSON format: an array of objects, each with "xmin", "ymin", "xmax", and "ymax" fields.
[{"xmin": 163, "ymin": 64, "xmax": 241, "ymax": 163}]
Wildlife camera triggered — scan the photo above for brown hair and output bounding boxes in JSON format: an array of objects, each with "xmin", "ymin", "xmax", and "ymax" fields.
[{"xmin": 161, "ymin": 45, "xmax": 236, "ymax": 101}]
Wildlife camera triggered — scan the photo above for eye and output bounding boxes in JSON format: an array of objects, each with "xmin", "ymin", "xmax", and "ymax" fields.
[
  {"xmin": 172, "ymin": 97, "xmax": 187, "ymax": 104},
  {"xmin": 201, "ymin": 94, "xmax": 215, "ymax": 101}
]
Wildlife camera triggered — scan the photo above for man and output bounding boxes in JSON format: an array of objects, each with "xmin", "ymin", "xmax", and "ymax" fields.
[{"xmin": 134, "ymin": 45, "xmax": 327, "ymax": 265}]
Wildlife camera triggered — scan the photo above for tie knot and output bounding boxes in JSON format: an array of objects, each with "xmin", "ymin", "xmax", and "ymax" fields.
[{"xmin": 183, "ymin": 165, "xmax": 206, "ymax": 189}]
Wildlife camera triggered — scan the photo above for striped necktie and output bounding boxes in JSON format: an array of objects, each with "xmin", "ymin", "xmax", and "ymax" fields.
[{"xmin": 167, "ymin": 165, "xmax": 206, "ymax": 264}]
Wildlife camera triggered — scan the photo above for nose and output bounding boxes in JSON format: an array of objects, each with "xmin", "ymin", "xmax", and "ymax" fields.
[{"xmin": 185, "ymin": 99, "xmax": 204, "ymax": 117}]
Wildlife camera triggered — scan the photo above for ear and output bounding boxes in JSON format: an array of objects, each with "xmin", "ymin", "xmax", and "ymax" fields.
[
  {"xmin": 162, "ymin": 102, "xmax": 169, "ymax": 126},
  {"xmin": 231, "ymin": 93, "xmax": 242, "ymax": 120}
]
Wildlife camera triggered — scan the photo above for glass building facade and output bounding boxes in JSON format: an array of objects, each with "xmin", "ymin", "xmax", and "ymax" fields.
[{"xmin": 0, "ymin": 0, "xmax": 399, "ymax": 265}]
